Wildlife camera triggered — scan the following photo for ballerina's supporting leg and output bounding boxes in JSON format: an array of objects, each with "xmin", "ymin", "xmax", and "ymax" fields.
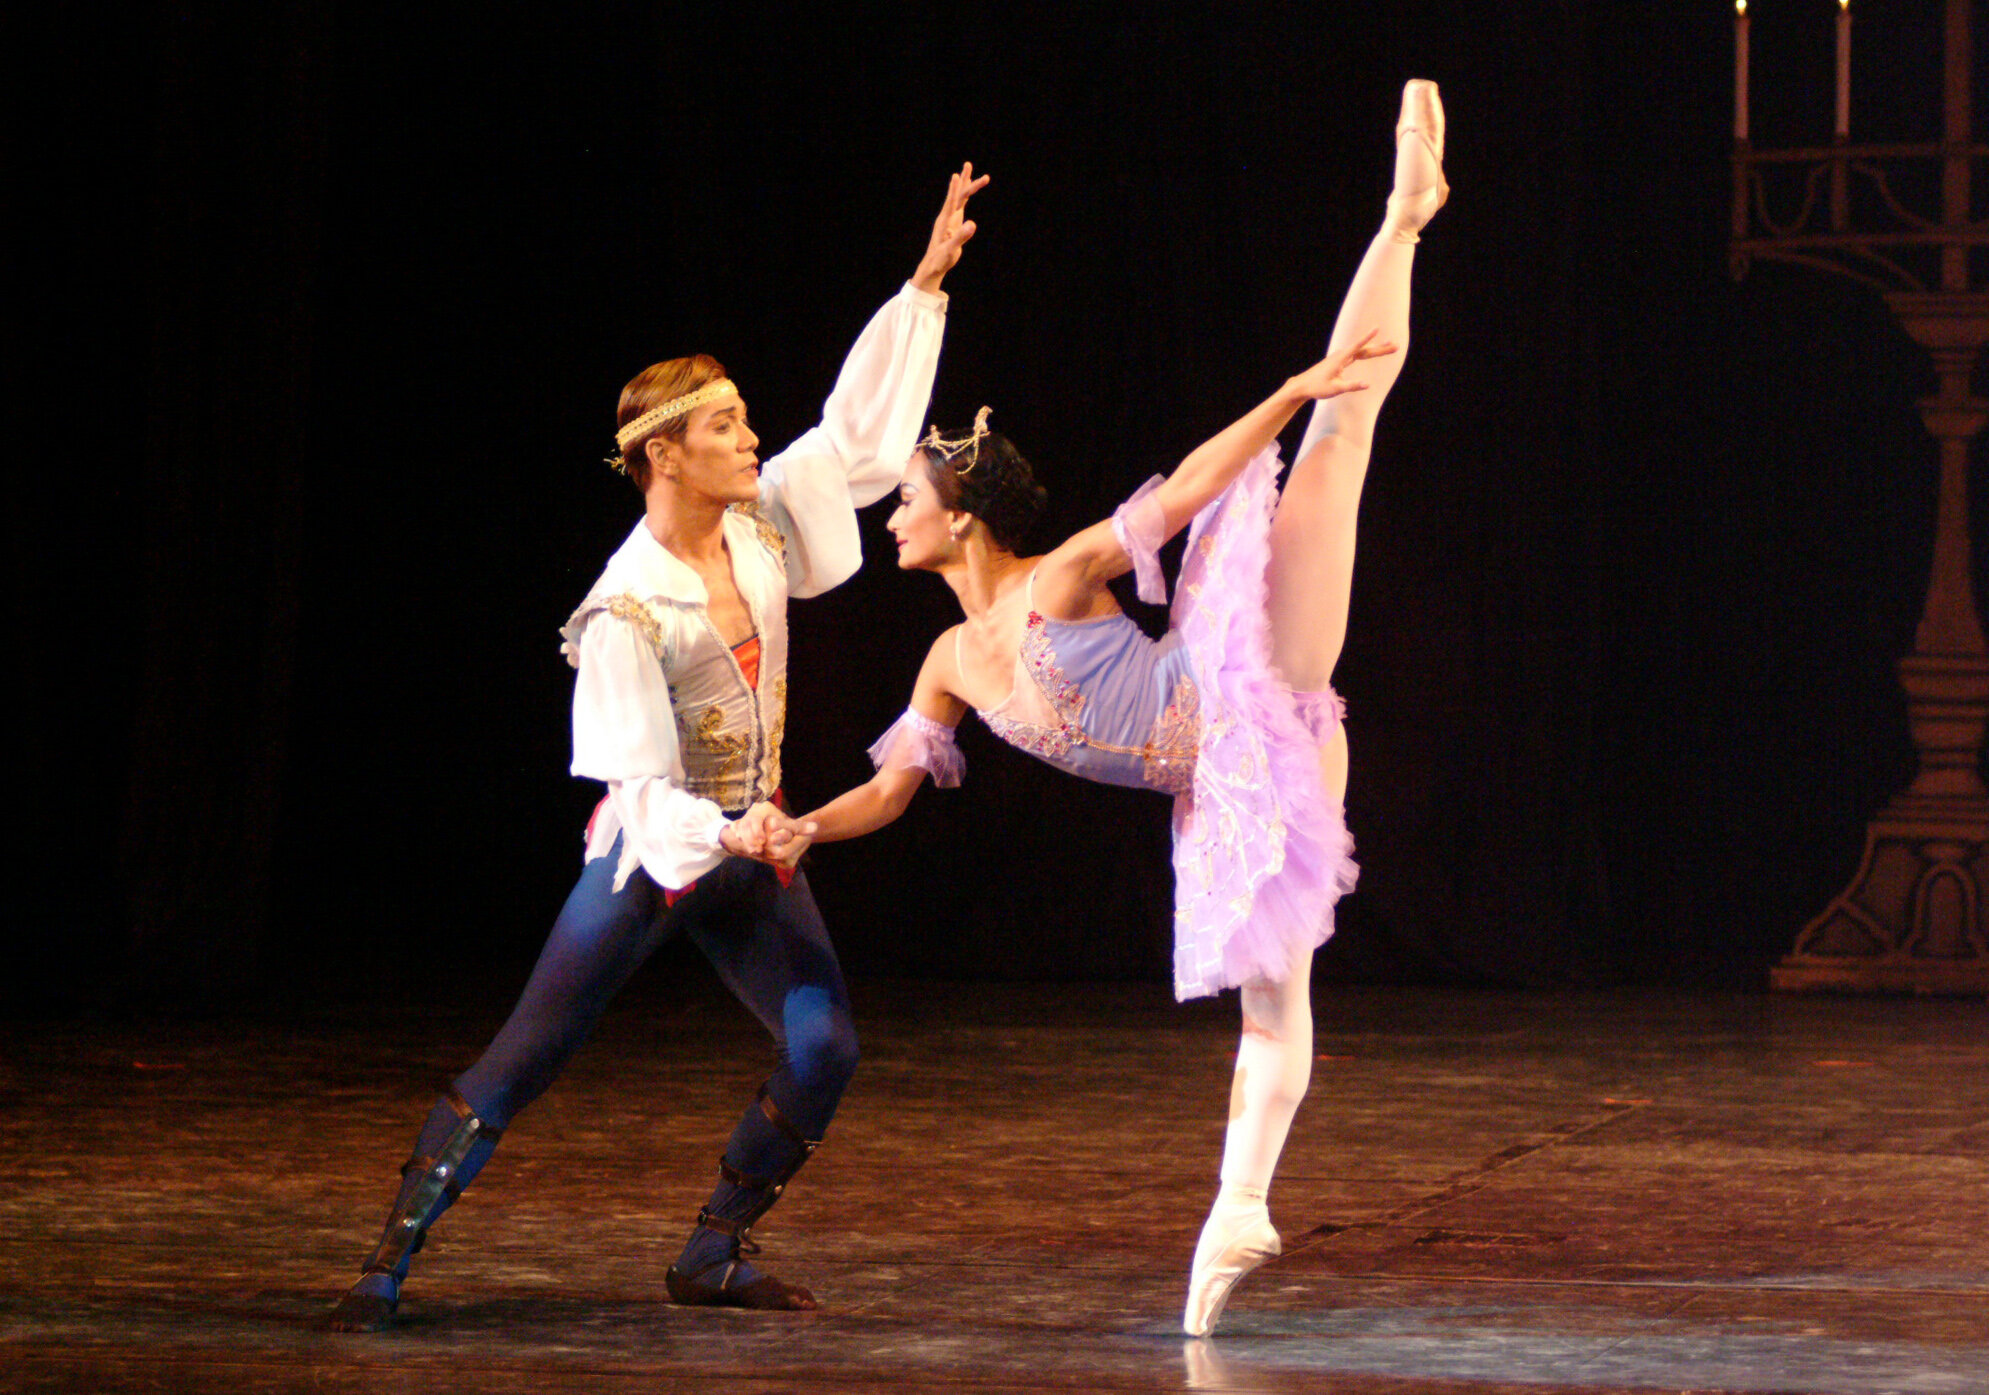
[
  {"xmin": 1183, "ymin": 943, "xmax": 1316, "ymax": 1336},
  {"xmin": 1268, "ymin": 78, "xmax": 1444, "ymax": 699}
]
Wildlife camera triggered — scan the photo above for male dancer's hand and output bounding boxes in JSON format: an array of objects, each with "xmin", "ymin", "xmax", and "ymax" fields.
[
  {"xmin": 719, "ymin": 803, "xmax": 778, "ymax": 858},
  {"xmin": 910, "ymin": 162, "xmax": 990, "ymax": 296}
]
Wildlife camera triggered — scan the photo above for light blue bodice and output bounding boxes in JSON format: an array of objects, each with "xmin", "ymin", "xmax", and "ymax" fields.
[{"xmin": 975, "ymin": 607, "xmax": 1200, "ymax": 795}]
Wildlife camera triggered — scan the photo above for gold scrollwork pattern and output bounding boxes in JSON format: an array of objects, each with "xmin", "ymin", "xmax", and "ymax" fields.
[
  {"xmin": 1140, "ymin": 674, "xmax": 1200, "ymax": 794},
  {"xmin": 604, "ymin": 593, "xmax": 665, "ymax": 657},
  {"xmin": 765, "ymin": 677, "xmax": 788, "ymax": 791},
  {"xmin": 729, "ymin": 501, "xmax": 787, "ymax": 562},
  {"xmin": 682, "ymin": 705, "xmax": 751, "ymax": 778}
]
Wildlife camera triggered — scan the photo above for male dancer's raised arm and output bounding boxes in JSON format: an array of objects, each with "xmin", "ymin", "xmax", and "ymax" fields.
[
  {"xmin": 759, "ymin": 164, "xmax": 989, "ymax": 599},
  {"xmin": 568, "ymin": 164, "xmax": 987, "ymax": 892}
]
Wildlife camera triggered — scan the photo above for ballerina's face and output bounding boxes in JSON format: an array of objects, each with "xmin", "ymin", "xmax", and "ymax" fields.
[{"xmin": 887, "ymin": 450, "xmax": 963, "ymax": 570}]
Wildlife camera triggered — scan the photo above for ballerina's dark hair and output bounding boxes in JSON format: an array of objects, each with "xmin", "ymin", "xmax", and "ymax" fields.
[{"xmin": 918, "ymin": 412, "xmax": 1048, "ymax": 553}]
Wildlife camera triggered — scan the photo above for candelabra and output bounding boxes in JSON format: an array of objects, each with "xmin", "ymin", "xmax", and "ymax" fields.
[{"xmin": 1731, "ymin": 0, "xmax": 1987, "ymax": 993}]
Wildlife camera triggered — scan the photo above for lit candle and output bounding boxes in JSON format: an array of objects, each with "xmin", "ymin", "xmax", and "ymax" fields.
[
  {"xmin": 1734, "ymin": 0, "xmax": 1750, "ymax": 141},
  {"xmin": 1835, "ymin": 0, "xmax": 1851, "ymax": 139}
]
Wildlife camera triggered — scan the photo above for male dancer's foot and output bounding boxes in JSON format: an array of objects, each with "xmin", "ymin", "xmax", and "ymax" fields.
[
  {"xmin": 665, "ymin": 1218, "xmax": 818, "ymax": 1311},
  {"xmin": 1385, "ymin": 78, "xmax": 1448, "ymax": 243},
  {"xmin": 1182, "ymin": 1183, "xmax": 1281, "ymax": 1336},
  {"xmin": 325, "ymin": 1272, "xmax": 400, "ymax": 1332},
  {"xmin": 322, "ymin": 1089, "xmax": 498, "ymax": 1332}
]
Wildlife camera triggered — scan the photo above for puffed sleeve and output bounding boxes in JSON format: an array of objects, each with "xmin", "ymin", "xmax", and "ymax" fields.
[
  {"xmin": 569, "ymin": 608, "xmax": 729, "ymax": 890},
  {"xmin": 757, "ymin": 282, "xmax": 949, "ymax": 598}
]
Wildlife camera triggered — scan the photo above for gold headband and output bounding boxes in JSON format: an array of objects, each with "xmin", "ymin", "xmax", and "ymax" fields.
[
  {"xmin": 612, "ymin": 378, "xmax": 741, "ymax": 455},
  {"xmin": 919, "ymin": 406, "xmax": 994, "ymax": 475}
]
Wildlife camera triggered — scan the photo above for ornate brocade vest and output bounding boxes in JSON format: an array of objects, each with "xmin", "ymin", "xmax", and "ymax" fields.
[
  {"xmin": 568, "ymin": 504, "xmax": 791, "ymax": 814},
  {"xmin": 620, "ymin": 592, "xmax": 786, "ymax": 812}
]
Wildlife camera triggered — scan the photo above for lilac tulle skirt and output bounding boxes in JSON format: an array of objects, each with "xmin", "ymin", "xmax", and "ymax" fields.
[{"xmin": 1159, "ymin": 445, "xmax": 1359, "ymax": 999}]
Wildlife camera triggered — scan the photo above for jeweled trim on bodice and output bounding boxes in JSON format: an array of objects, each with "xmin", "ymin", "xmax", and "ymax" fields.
[
  {"xmin": 979, "ymin": 611, "xmax": 1085, "ymax": 760},
  {"xmin": 978, "ymin": 611, "xmax": 1200, "ymax": 795},
  {"xmin": 1143, "ymin": 672, "xmax": 1200, "ymax": 794}
]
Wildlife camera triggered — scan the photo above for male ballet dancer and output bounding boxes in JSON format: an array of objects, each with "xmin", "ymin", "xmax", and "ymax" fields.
[{"xmin": 327, "ymin": 165, "xmax": 988, "ymax": 1328}]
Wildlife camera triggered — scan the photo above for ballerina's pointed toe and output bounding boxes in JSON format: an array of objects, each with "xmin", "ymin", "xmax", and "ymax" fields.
[
  {"xmin": 1386, "ymin": 78, "xmax": 1449, "ymax": 240},
  {"xmin": 1396, "ymin": 78, "xmax": 1445, "ymax": 165},
  {"xmin": 1182, "ymin": 1213, "xmax": 1281, "ymax": 1337}
]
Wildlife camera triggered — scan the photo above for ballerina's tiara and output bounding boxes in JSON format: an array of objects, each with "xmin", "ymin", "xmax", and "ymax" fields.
[
  {"xmin": 918, "ymin": 405, "xmax": 994, "ymax": 475},
  {"xmin": 608, "ymin": 378, "xmax": 741, "ymax": 467}
]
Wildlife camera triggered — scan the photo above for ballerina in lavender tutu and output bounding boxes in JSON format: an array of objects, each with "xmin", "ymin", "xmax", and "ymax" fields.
[{"xmin": 790, "ymin": 81, "xmax": 1446, "ymax": 1334}]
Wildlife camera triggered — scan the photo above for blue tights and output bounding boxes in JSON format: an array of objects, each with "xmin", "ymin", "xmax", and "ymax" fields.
[{"xmin": 353, "ymin": 837, "xmax": 858, "ymax": 1300}]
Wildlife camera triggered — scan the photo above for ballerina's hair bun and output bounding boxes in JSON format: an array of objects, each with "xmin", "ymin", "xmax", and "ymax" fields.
[{"xmin": 918, "ymin": 411, "xmax": 1047, "ymax": 552}]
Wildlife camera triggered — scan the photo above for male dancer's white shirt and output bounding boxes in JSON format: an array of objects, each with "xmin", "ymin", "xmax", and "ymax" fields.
[{"xmin": 561, "ymin": 282, "xmax": 947, "ymax": 893}]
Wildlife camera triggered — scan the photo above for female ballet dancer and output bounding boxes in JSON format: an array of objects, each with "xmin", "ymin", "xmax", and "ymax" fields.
[{"xmin": 787, "ymin": 83, "xmax": 1445, "ymax": 1334}]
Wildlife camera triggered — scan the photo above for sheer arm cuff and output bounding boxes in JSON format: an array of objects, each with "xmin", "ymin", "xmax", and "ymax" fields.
[
  {"xmin": 1111, "ymin": 474, "xmax": 1170, "ymax": 604},
  {"xmin": 867, "ymin": 708, "xmax": 964, "ymax": 788}
]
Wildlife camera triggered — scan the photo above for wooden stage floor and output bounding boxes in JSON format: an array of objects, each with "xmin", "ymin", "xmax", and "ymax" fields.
[{"xmin": 0, "ymin": 978, "xmax": 1983, "ymax": 1393}]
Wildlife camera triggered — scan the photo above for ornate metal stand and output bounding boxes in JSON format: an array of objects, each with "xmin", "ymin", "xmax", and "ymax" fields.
[{"xmin": 1731, "ymin": 0, "xmax": 1988, "ymax": 994}]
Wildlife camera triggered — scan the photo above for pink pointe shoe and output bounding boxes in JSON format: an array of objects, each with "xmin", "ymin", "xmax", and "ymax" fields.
[
  {"xmin": 1182, "ymin": 1200, "xmax": 1281, "ymax": 1337},
  {"xmin": 1386, "ymin": 78, "xmax": 1448, "ymax": 243}
]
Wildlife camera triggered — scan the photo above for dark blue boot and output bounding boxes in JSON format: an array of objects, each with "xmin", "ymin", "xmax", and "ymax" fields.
[
  {"xmin": 665, "ymin": 1087, "xmax": 820, "ymax": 1310},
  {"xmin": 325, "ymin": 1088, "xmax": 501, "ymax": 1331}
]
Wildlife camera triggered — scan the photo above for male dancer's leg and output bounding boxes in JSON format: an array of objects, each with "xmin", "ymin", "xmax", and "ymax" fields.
[
  {"xmin": 327, "ymin": 835, "xmax": 672, "ymax": 1330},
  {"xmin": 664, "ymin": 860, "xmax": 859, "ymax": 1309}
]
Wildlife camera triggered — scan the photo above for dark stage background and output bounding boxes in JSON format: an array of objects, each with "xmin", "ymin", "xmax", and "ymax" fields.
[{"xmin": 12, "ymin": 3, "xmax": 1977, "ymax": 1008}]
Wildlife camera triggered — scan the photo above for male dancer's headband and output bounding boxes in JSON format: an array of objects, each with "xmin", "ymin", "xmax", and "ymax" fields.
[{"xmin": 610, "ymin": 378, "xmax": 741, "ymax": 464}]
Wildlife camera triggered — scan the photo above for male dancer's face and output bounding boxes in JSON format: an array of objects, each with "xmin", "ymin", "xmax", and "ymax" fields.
[{"xmin": 660, "ymin": 396, "xmax": 761, "ymax": 505}]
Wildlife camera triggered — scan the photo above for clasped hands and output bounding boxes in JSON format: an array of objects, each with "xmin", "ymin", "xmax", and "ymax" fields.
[{"xmin": 718, "ymin": 801, "xmax": 816, "ymax": 871}]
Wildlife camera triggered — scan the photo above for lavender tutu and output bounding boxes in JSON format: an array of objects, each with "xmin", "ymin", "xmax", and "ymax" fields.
[{"xmin": 1152, "ymin": 445, "xmax": 1359, "ymax": 998}]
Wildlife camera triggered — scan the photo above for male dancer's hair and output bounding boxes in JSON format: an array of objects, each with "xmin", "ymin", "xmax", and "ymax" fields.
[{"xmin": 616, "ymin": 353, "xmax": 728, "ymax": 489}]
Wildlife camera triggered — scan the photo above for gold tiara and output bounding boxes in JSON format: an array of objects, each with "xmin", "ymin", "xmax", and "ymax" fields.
[
  {"xmin": 918, "ymin": 406, "xmax": 993, "ymax": 475},
  {"xmin": 612, "ymin": 378, "xmax": 740, "ymax": 455}
]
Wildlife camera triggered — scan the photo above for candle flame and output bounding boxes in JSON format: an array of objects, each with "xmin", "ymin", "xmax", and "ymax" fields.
[
  {"xmin": 1839, "ymin": 0, "xmax": 1849, "ymax": 11},
  {"xmin": 1735, "ymin": 0, "xmax": 1745, "ymax": 13}
]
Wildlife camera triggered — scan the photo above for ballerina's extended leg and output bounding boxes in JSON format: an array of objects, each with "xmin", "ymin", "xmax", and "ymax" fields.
[{"xmin": 1269, "ymin": 78, "xmax": 1445, "ymax": 697}]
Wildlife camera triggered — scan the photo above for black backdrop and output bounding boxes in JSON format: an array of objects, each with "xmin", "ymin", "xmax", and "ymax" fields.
[{"xmin": 12, "ymin": 2, "xmax": 1973, "ymax": 1008}]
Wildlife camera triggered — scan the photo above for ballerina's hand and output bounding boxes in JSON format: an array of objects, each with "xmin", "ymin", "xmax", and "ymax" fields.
[
  {"xmin": 1290, "ymin": 329, "xmax": 1398, "ymax": 400},
  {"xmin": 766, "ymin": 828, "xmax": 813, "ymax": 872},
  {"xmin": 911, "ymin": 162, "xmax": 991, "ymax": 294}
]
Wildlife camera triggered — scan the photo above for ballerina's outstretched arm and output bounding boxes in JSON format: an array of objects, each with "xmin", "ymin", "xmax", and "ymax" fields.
[{"xmin": 1026, "ymin": 334, "xmax": 1396, "ymax": 622}]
